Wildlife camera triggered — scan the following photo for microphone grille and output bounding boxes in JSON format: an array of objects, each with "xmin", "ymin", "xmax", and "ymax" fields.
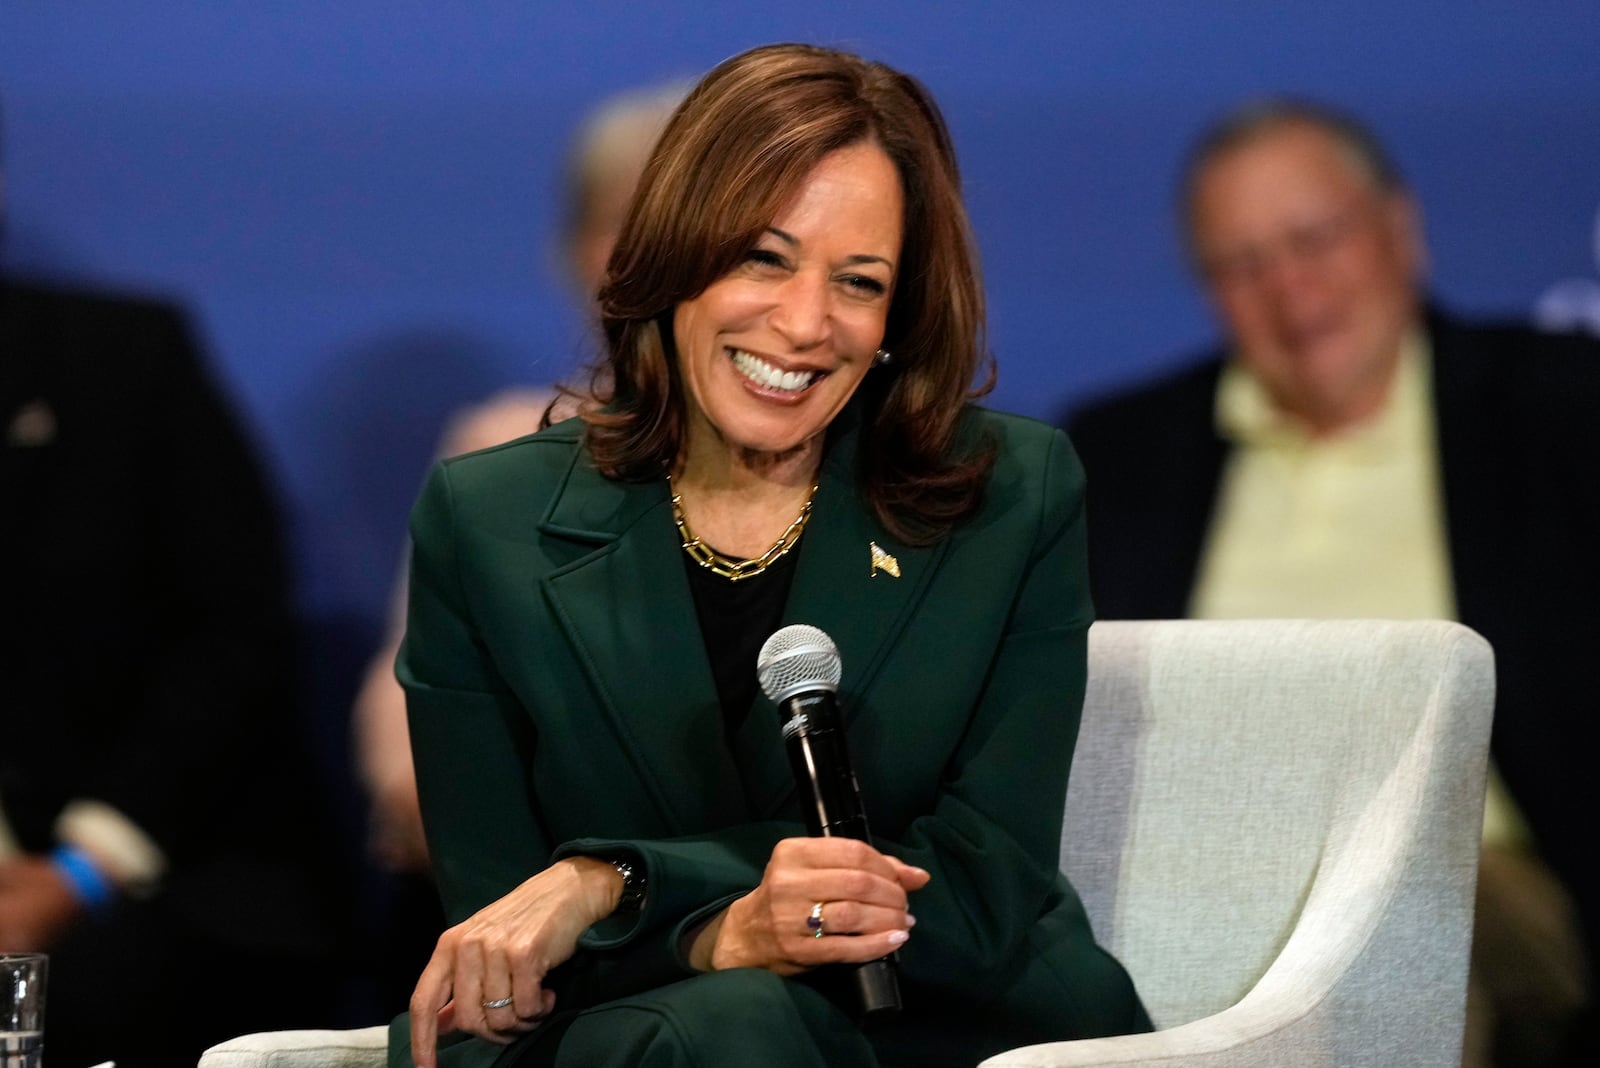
[{"xmin": 757, "ymin": 624, "xmax": 842, "ymax": 704}]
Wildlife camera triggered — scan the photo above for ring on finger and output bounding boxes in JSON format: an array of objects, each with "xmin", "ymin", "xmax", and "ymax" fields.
[
  {"xmin": 806, "ymin": 900, "xmax": 827, "ymax": 938},
  {"xmin": 481, "ymin": 996, "xmax": 514, "ymax": 1009}
]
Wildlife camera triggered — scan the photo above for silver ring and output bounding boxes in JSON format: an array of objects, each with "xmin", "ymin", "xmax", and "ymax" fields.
[
  {"xmin": 806, "ymin": 901, "xmax": 826, "ymax": 938},
  {"xmin": 481, "ymin": 996, "xmax": 514, "ymax": 1009}
]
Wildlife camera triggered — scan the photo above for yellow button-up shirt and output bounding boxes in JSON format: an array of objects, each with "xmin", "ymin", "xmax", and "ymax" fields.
[{"xmin": 1190, "ymin": 333, "xmax": 1526, "ymax": 846}]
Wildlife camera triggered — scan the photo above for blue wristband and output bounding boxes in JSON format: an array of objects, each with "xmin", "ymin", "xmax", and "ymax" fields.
[{"xmin": 50, "ymin": 845, "xmax": 116, "ymax": 912}]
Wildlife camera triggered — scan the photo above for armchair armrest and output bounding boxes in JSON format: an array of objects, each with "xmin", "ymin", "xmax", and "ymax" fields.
[{"xmin": 198, "ymin": 1025, "xmax": 388, "ymax": 1068}]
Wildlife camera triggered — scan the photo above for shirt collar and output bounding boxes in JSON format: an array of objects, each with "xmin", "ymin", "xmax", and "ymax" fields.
[{"xmin": 1215, "ymin": 329, "xmax": 1432, "ymax": 455}]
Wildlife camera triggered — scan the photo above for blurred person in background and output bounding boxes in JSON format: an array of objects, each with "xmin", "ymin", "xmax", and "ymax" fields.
[
  {"xmin": 1062, "ymin": 99, "xmax": 1598, "ymax": 1067},
  {"xmin": 0, "ymin": 103, "xmax": 340, "ymax": 1068},
  {"xmin": 349, "ymin": 81, "xmax": 685, "ymax": 1010}
]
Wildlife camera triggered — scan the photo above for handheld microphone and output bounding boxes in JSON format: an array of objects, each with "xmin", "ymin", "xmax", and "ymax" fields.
[{"xmin": 757, "ymin": 624, "xmax": 901, "ymax": 1017}]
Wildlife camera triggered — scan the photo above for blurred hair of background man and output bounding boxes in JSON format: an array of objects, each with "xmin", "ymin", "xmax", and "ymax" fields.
[{"xmin": 1062, "ymin": 100, "xmax": 1598, "ymax": 1067}]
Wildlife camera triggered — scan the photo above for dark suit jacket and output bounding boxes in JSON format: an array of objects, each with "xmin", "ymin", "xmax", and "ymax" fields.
[
  {"xmin": 0, "ymin": 278, "xmax": 338, "ymax": 1064},
  {"xmin": 395, "ymin": 405, "xmax": 1147, "ymax": 1065},
  {"xmin": 1063, "ymin": 308, "xmax": 1600, "ymax": 979}
]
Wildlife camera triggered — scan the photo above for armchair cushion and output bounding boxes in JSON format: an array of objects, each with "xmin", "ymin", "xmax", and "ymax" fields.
[{"xmin": 198, "ymin": 1025, "xmax": 388, "ymax": 1068}]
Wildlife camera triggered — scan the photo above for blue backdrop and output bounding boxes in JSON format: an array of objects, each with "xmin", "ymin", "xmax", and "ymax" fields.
[{"xmin": 4, "ymin": 0, "xmax": 1599, "ymax": 661}]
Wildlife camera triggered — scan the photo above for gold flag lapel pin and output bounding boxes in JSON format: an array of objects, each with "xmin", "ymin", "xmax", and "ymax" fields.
[{"xmin": 869, "ymin": 541, "xmax": 901, "ymax": 579}]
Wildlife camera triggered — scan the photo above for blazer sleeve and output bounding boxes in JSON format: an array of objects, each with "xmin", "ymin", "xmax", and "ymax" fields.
[
  {"xmin": 400, "ymin": 462, "xmax": 544, "ymax": 912},
  {"xmin": 400, "ymin": 463, "xmax": 705, "ymax": 1005}
]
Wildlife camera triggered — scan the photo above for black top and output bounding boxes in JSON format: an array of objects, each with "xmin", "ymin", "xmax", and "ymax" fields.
[{"xmin": 681, "ymin": 540, "xmax": 799, "ymax": 738}]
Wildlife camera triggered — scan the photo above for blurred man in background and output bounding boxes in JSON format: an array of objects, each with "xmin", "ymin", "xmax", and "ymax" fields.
[
  {"xmin": 0, "ymin": 104, "xmax": 340, "ymax": 1067},
  {"xmin": 1063, "ymin": 100, "xmax": 1597, "ymax": 1066}
]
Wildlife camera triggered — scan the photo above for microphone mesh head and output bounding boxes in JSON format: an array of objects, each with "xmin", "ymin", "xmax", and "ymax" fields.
[{"xmin": 757, "ymin": 624, "xmax": 841, "ymax": 704}]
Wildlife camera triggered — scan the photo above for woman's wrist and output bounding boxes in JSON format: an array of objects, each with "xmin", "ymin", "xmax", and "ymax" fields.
[
  {"xmin": 685, "ymin": 909, "xmax": 728, "ymax": 972},
  {"xmin": 561, "ymin": 855, "xmax": 627, "ymax": 922},
  {"xmin": 606, "ymin": 858, "xmax": 646, "ymax": 913}
]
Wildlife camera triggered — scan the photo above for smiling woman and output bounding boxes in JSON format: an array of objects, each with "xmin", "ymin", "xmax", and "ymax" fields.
[
  {"xmin": 392, "ymin": 42, "xmax": 1150, "ymax": 1068},
  {"xmin": 585, "ymin": 43, "xmax": 999, "ymax": 547},
  {"xmin": 668, "ymin": 141, "xmax": 901, "ymax": 540}
]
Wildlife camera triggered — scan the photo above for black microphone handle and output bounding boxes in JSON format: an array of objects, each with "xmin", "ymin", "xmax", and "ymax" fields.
[{"xmin": 778, "ymin": 690, "xmax": 902, "ymax": 1018}]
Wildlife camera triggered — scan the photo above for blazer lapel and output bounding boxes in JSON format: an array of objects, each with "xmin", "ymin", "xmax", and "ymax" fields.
[
  {"xmin": 539, "ymin": 454, "xmax": 746, "ymax": 835},
  {"xmin": 784, "ymin": 446, "xmax": 948, "ymax": 710},
  {"xmin": 739, "ymin": 415, "xmax": 949, "ymax": 819},
  {"xmin": 539, "ymin": 409, "xmax": 950, "ymax": 827}
]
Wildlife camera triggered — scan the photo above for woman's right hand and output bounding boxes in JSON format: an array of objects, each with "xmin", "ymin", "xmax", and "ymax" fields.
[
  {"xmin": 409, "ymin": 856, "xmax": 622, "ymax": 1068},
  {"xmin": 693, "ymin": 836, "xmax": 929, "ymax": 974}
]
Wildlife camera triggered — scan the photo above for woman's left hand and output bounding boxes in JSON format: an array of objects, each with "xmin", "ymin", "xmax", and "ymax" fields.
[
  {"xmin": 690, "ymin": 836, "xmax": 930, "ymax": 975},
  {"xmin": 408, "ymin": 856, "xmax": 622, "ymax": 1068}
]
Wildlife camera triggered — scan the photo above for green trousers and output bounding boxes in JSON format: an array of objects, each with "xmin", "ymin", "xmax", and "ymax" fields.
[
  {"xmin": 390, "ymin": 953, "xmax": 1151, "ymax": 1068},
  {"xmin": 390, "ymin": 969, "xmax": 876, "ymax": 1068}
]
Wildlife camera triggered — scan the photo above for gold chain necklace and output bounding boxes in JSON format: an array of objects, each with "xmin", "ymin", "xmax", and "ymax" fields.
[{"xmin": 670, "ymin": 479, "xmax": 819, "ymax": 582}]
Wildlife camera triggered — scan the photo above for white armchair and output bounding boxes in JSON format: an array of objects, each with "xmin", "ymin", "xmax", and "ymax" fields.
[
  {"xmin": 983, "ymin": 618, "xmax": 1494, "ymax": 1067},
  {"xmin": 202, "ymin": 619, "xmax": 1494, "ymax": 1067}
]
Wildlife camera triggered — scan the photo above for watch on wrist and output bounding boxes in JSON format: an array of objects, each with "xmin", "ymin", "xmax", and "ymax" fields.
[{"xmin": 609, "ymin": 858, "xmax": 646, "ymax": 913}]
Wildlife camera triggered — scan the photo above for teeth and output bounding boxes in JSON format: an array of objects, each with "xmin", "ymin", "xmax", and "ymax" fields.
[{"xmin": 732, "ymin": 349, "xmax": 817, "ymax": 393}]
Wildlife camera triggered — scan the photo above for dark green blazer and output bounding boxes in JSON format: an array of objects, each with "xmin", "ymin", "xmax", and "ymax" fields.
[{"xmin": 396, "ymin": 405, "xmax": 1145, "ymax": 1065}]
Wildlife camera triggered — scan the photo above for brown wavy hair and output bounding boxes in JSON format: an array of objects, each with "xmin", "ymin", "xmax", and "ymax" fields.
[{"xmin": 572, "ymin": 42, "xmax": 995, "ymax": 544}]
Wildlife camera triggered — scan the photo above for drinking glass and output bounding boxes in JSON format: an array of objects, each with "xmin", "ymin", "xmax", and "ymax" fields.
[{"xmin": 0, "ymin": 954, "xmax": 46, "ymax": 1068}]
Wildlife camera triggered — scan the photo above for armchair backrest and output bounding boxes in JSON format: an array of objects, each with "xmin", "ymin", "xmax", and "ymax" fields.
[{"xmin": 1060, "ymin": 619, "xmax": 1493, "ymax": 1061}]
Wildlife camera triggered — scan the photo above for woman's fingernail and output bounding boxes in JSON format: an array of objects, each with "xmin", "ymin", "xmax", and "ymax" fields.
[
  {"xmin": 887, "ymin": 929, "xmax": 910, "ymax": 946},
  {"xmin": 906, "ymin": 913, "xmax": 917, "ymax": 927}
]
